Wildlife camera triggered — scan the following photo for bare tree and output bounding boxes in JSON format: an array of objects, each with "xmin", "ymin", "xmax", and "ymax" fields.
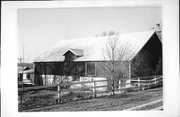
[{"xmin": 101, "ymin": 31, "xmax": 130, "ymax": 95}]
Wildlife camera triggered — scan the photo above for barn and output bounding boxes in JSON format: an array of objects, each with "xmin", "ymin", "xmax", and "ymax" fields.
[{"xmin": 33, "ymin": 30, "xmax": 162, "ymax": 86}]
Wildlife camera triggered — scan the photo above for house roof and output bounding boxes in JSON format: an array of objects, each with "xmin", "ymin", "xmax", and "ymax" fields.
[
  {"xmin": 18, "ymin": 66, "xmax": 30, "ymax": 73},
  {"xmin": 23, "ymin": 69, "xmax": 34, "ymax": 74},
  {"xmin": 34, "ymin": 30, "xmax": 159, "ymax": 62},
  {"xmin": 18, "ymin": 63, "xmax": 33, "ymax": 69}
]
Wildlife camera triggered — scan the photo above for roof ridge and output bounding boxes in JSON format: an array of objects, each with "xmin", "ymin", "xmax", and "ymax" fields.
[{"xmin": 58, "ymin": 30, "xmax": 155, "ymax": 41}]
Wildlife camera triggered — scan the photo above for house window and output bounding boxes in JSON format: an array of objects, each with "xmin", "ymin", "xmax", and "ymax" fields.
[
  {"xmin": 27, "ymin": 74, "xmax": 30, "ymax": 79},
  {"xmin": 18, "ymin": 73, "xmax": 23, "ymax": 81},
  {"xmin": 85, "ymin": 62, "xmax": 96, "ymax": 76}
]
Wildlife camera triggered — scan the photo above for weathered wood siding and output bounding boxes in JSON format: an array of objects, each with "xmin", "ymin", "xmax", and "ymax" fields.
[
  {"xmin": 131, "ymin": 33, "xmax": 162, "ymax": 77},
  {"xmin": 34, "ymin": 61, "xmax": 129, "ymax": 86}
]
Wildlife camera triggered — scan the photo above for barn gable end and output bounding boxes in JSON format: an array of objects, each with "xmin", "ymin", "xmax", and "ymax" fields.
[{"xmin": 131, "ymin": 33, "xmax": 162, "ymax": 77}]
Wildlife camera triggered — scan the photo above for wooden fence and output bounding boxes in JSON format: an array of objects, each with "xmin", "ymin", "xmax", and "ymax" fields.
[
  {"xmin": 130, "ymin": 75, "xmax": 163, "ymax": 88},
  {"xmin": 18, "ymin": 75, "xmax": 163, "ymax": 103}
]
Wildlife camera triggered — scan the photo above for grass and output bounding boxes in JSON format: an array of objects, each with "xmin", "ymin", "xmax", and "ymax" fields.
[
  {"xmin": 18, "ymin": 89, "xmax": 93, "ymax": 111},
  {"xmin": 18, "ymin": 90, "xmax": 58, "ymax": 111},
  {"xmin": 19, "ymin": 87, "xmax": 163, "ymax": 112}
]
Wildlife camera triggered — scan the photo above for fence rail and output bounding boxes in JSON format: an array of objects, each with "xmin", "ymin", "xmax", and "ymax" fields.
[
  {"xmin": 131, "ymin": 75, "xmax": 162, "ymax": 80},
  {"xmin": 18, "ymin": 84, "xmax": 58, "ymax": 92},
  {"xmin": 18, "ymin": 75, "xmax": 163, "ymax": 103},
  {"xmin": 131, "ymin": 76, "xmax": 162, "ymax": 86}
]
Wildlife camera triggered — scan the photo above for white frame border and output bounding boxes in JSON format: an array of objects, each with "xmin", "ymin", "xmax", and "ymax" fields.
[{"xmin": 1, "ymin": 1, "xmax": 179, "ymax": 117}]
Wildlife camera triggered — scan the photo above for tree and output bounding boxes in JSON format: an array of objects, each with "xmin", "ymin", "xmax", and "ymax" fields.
[{"xmin": 100, "ymin": 31, "xmax": 130, "ymax": 95}]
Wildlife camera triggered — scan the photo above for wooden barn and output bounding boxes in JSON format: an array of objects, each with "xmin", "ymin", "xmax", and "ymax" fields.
[{"xmin": 33, "ymin": 30, "xmax": 162, "ymax": 86}]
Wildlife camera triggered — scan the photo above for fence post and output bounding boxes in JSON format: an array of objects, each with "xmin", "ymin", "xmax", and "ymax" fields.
[
  {"xmin": 118, "ymin": 80, "xmax": 121, "ymax": 93},
  {"xmin": 20, "ymin": 80, "xmax": 24, "ymax": 106},
  {"xmin": 57, "ymin": 76, "xmax": 61, "ymax": 102},
  {"xmin": 138, "ymin": 78, "xmax": 142, "ymax": 90},
  {"xmin": 154, "ymin": 77, "xmax": 157, "ymax": 86},
  {"xmin": 138, "ymin": 78, "xmax": 140, "ymax": 87},
  {"xmin": 112, "ymin": 79, "xmax": 115, "ymax": 95},
  {"xmin": 93, "ymin": 80, "xmax": 96, "ymax": 98}
]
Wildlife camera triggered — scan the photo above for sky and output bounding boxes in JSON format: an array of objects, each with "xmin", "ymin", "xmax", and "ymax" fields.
[{"xmin": 18, "ymin": 7, "xmax": 161, "ymax": 63}]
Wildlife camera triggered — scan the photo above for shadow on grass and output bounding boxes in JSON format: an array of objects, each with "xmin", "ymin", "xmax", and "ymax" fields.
[
  {"xmin": 18, "ymin": 91, "xmax": 93, "ymax": 111},
  {"xmin": 18, "ymin": 93, "xmax": 57, "ymax": 111},
  {"xmin": 19, "ymin": 86, "xmax": 162, "ymax": 112}
]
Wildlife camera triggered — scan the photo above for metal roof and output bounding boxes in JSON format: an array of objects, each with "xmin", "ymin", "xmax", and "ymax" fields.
[{"xmin": 34, "ymin": 30, "xmax": 158, "ymax": 62}]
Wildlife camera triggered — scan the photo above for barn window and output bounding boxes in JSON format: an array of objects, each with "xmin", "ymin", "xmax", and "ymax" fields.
[{"xmin": 85, "ymin": 62, "xmax": 96, "ymax": 76}]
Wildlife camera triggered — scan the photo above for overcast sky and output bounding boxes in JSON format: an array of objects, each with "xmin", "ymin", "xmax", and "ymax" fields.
[{"xmin": 18, "ymin": 7, "xmax": 161, "ymax": 63}]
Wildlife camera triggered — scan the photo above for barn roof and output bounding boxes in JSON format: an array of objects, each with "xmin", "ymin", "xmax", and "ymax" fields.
[
  {"xmin": 63, "ymin": 48, "xmax": 83, "ymax": 56},
  {"xmin": 34, "ymin": 30, "xmax": 159, "ymax": 62}
]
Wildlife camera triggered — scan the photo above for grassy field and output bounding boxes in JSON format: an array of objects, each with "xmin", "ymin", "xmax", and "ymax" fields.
[
  {"xmin": 19, "ymin": 87, "xmax": 163, "ymax": 112},
  {"xmin": 18, "ymin": 89, "xmax": 57, "ymax": 111}
]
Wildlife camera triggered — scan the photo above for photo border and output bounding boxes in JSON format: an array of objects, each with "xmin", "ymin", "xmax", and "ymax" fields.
[{"xmin": 1, "ymin": 0, "xmax": 179, "ymax": 117}]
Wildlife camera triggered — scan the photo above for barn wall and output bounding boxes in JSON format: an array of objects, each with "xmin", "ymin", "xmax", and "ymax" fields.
[
  {"xmin": 95, "ymin": 61, "xmax": 129, "ymax": 90},
  {"xmin": 34, "ymin": 61, "xmax": 130, "ymax": 86},
  {"xmin": 131, "ymin": 33, "xmax": 162, "ymax": 77},
  {"xmin": 34, "ymin": 61, "xmax": 85, "ymax": 85},
  {"xmin": 95, "ymin": 61, "xmax": 129, "ymax": 78},
  {"xmin": 34, "ymin": 62, "xmax": 62, "ymax": 85}
]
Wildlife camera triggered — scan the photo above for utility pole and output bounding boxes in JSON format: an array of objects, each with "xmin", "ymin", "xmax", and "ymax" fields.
[
  {"xmin": 18, "ymin": 56, "xmax": 23, "ymax": 66},
  {"xmin": 20, "ymin": 45, "xmax": 25, "ymax": 106}
]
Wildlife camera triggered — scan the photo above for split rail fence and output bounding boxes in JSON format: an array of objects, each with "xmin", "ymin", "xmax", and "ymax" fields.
[
  {"xmin": 18, "ymin": 75, "xmax": 163, "ymax": 103},
  {"xmin": 131, "ymin": 75, "xmax": 163, "ymax": 89}
]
